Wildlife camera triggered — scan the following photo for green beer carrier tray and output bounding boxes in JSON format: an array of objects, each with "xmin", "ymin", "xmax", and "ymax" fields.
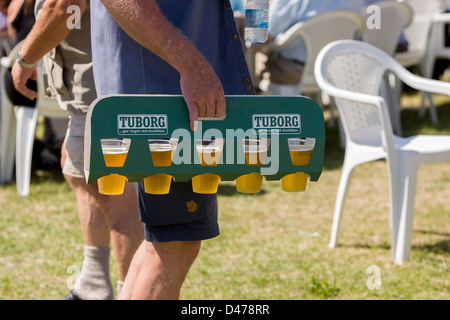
[{"xmin": 84, "ymin": 95, "xmax": 325, "ymax": 193}]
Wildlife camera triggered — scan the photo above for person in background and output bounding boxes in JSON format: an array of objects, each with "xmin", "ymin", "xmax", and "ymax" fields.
[
  {"xmin": 4, "ymin": 0, "xmax": 35, "ymax": 109},
  {"xmin": 260, "ymin": 0, "xmax": 363, "ymax": 87},
  {"xmin": 0, "ymin": 0, "xmax": 10, "ymax": 36},
  {"xmin": 4, "ymin": 0, "xmax": 64, "ymax": 169},
  {"xmin": 11, "ymin": 0, "xmax": 143, "ymax": 300}
]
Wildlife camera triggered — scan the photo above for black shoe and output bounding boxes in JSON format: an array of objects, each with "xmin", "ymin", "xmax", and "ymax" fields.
[{"xmin": 62, "ymin": 290, "xmax": 83, "ymax": 300}]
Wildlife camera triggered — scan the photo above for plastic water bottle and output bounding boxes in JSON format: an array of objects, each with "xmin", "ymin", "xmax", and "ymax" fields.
[{"xmin": 244, "ymin": 0, "xmax": 269, "ymax": 43}]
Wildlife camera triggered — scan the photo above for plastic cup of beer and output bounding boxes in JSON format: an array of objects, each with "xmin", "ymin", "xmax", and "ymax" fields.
[
  {"xmin": 144, "ymin": 173, "xmax": 174, "ymax": 195},
  {"xmin": 237, "ymin": 138, "xmax": 270, "ymax": 193},
  {"xmin": 235, "ymin": 172, "xmax": 263, "ymax": 194},
  {"xmin": 288, "ymin": 138, "xmax": 315, "ymax": 166},
  {"xmin": 145, "ymin": 139, "xmax": 178, "ymax": 194},
  {"xmin": 98, "ymin": 174, "xmax": 128, "ymax": 195},
  {"xmin": 242, "ymin": 138, "xmax": 270, "ymax": 166},
  {"xmin": 192, "ymin": 173, "xmax": 221, "ymax": 194},
  {"xmin": 98, "ymin": 138, "xmax": 131, "ymax": 195},
  {"xmin": 193, "ymin": 138, "xmax": 224, "ymax": 194},
  {"xmin": 148, "ymin": 138, "xmax": 178, "ymax": 167},
  {"xmin": 281, "ymin": 172, "xmax": 308, "ymax": 192},
  {"xmin": 195, "ymin": 138, "xmax": 224, "ymax": 166},
  {"xmin": 101, "ymin": 138, "xmax": 131, "ymax": 167}
]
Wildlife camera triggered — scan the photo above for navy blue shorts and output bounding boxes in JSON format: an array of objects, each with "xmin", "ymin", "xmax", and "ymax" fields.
[{"xmin": 136, "ymin": 181, "xmax": 219, "ymax": 243}]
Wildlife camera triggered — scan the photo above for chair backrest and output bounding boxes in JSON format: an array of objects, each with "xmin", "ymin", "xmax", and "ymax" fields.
[
  {"xmin": 285, "ymin": 10, "xmax": 365, "ymax": 93},
  {"xmin": 399, "ymin": 0, "xmax": 444, "ymax": 53},
  {"xmin": 314, "ymin": 40, "xmax": 399, "ymax": 149},
  {"xmin": 362, "ymin": 1, "xmax": 413, "ymax": 56}
]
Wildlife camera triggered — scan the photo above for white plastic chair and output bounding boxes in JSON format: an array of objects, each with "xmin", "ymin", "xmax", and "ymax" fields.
[
  {"xmin": 259, "ymin": 10, "xmax": 365, "ymax": 100},
  {"xmin": 0, "ymin": 41, "xmax": 68, "ymax": 196},
  {"xmin": 362, "ymin": 1, "xmax": 414, "ymax": 136},
  {"xmin": 427, "ymin": 2, "xmax": 450, "ymax": 78},
  {"xmin": 363, "ymin": 1, "xmax": 413, "ymax": 57},
  {"xmin": 395, "ymin": 0, "xmax": 447, "ymax": 125},
  {"xmin": 314, "ymin": 40, "xmax": 450, "ymax": 265}
]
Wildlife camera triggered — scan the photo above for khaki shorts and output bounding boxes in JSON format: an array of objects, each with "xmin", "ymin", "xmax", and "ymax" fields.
[{"xmin": 62, "ymin": 114, "xmax": 87, "ymax": 178}]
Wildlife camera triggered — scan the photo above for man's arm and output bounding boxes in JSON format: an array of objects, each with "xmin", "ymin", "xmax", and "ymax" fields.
[
  {"xmin": 11, "ymin": 0, "xmax": 87, "ymax": 100},
  {"xmin": 100, "ymin": 0, "xmax": 226, "ymax": 131}
]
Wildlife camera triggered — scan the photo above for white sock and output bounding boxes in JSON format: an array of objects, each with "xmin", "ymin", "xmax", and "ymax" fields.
[{"xmin": 72, "ymin": 246, "xmax": 114, "ymax": 300}]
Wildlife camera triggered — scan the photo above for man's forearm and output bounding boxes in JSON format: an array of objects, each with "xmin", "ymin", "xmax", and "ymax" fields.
[
  {"xmin": 20, "ymin": 0, "xmax": 86, "ymax": 65},
  {"xmin": 99, "ymin": 0, "xmax": 226, "ymax": 130}
]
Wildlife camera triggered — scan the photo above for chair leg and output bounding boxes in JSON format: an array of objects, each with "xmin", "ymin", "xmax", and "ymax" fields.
[
  {"xmin": 419, "ymin": 92, "xmax": 439, "ymax": 126},
  {"xmin": 329, "ymin": 159, "xmax": 356, "ymax": 248},
  {"xmin": 0, "ymin": 96, "xmax": 16, "ymax": 184},
  {"xmin": 426, "ymin": 93, "xmax": 438, "ymax": 126},
  {"xmin": 386, "ymin": 72, "xmax": 402, "ymax": 136},
  {"xmin": 389, "ymin": 157, "xmax": 419, "ymax": 265},
  {"xmin": 14, "ymin": 106, "xmax": 38, "ymax": 196}
]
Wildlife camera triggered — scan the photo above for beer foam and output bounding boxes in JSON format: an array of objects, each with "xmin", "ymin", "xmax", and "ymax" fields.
[
  {"xmin": 150, "ymin": 144, "xmax": 175, "ymax": 152},
  {"xmin": 102, "ymin": 146, "xmax": 129, "ymax": 154}
]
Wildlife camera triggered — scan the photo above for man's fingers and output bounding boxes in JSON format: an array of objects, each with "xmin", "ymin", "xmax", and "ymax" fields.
[
  {"xmin": 16, "ymin": 84, "xmax": 38, "ymax": 100},
  {"xmin": 197, "ymin": 102, "xmax": 207, "ymax": 118},
  {"xmin": 11, "ymin": 62, "xmax": 38, "ymax": 100},
  {"xmin": 215, "ymin": 96, "xmax": 226, "ymax": 117},
  {"xmin": 186, "ymin": 101, "xmax": 199, "ymax": 131}
]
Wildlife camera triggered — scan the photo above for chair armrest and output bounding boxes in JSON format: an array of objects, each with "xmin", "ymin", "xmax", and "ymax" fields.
[
  {"xmin": 395, "ymin": 65, "xmax": 450, "ymax": 96},
  {"xmin": 432, "ymin": 12, "xmax": 450, "ymax": 24},
  {"xmin": 270, "ymin": 21, "xmax": 305, "ymax": 49},
  {"xmin": 315, "ymin": 77, "xmax": 385, "ymax": 107}
]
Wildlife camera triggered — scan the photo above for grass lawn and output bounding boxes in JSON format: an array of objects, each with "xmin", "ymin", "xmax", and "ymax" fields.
[{"xmin": 0, "ymin": 92, "xmax": 449, "ymax": 300}]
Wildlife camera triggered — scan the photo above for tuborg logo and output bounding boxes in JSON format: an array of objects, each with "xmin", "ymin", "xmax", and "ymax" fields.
[
  {"xmin": 118, "ymin": 114, "xmax": 168, "ymax": 135},
  {"xmin": 252, "ymin": 114, "xmax": 301, "ymax": 134}
]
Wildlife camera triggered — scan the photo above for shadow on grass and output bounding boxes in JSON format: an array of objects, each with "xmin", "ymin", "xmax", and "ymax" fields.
[
  {"xmin": 414, "ymin": 239, "xmax": 450, "ymax": 255},
  {"xmin": 331, "ymin": 230, "xmax": 449, "ymax": 256},
  {"xmin": 401, "ymin": 102, "xmax": 450, "ymax": 137},
  {"xmin": 334, "ymin": 242, "xmax": 391, "ymax": 250},
  {"xmin": 414, "ymin": 229, "xmax": 450, "ymax": 255}
]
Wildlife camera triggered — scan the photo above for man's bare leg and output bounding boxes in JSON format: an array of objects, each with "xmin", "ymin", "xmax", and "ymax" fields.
[
  {"xmin": 62, "ymin": 142, "xmax": 143, "ymax": 299},
  {"xmin": 119, "ymin": 240, "xmax": 201, "ymax": 300}
]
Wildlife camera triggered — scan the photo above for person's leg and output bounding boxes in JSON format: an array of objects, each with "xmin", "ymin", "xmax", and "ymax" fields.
[
  {"xmin": 122, "ymin": 240, "xmax": 201, "ymax": 300},
  {"xmin": 117, "ymin": 240, "xmax": 146, "ymax": 300},
  {"xmin": 63, "ymin": 173, "xmax": 114, "ymax": 300},
  {"xmin": 66, "ymin": 175, "xmax": 111, "ymax": 246},
  {"xmin": 120, "ymin": 181, "xmax": 218, "ymax": 300},
  {"xmin": 62, "ymin": 140, "xmax": 142, "ymax": 299},
  {"xmin": 93, "ymin": 182, "xmax": 143, "ymax": 283}
]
